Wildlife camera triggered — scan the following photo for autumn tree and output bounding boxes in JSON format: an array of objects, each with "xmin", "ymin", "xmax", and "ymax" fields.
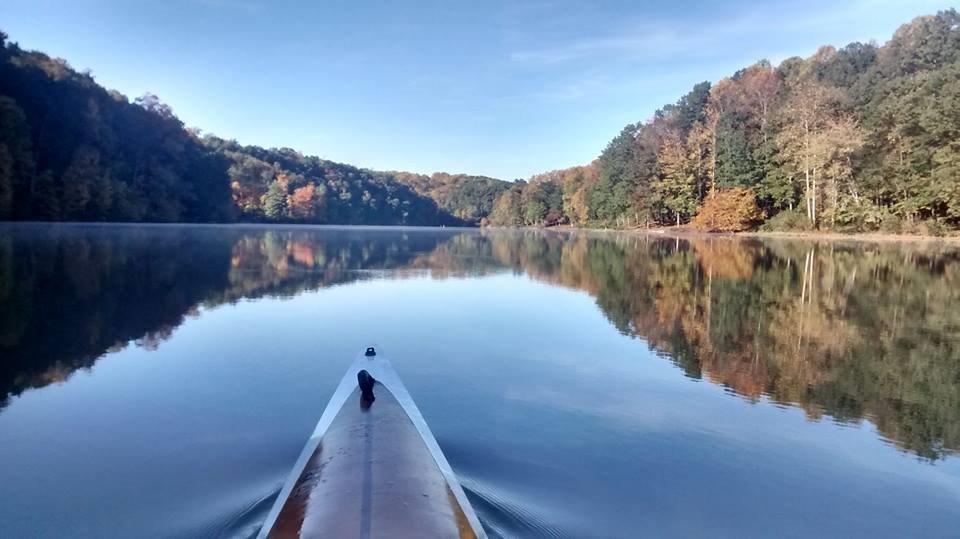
[
  {"xmin": 686, "ymin": 122, "xmax": 713, "ymax": 202},
  {"xmin": 738, "ymin": 62, "xmax": 779, "ymax": 140},
  {"xmin": 814, "ymin": 115, "xmax": 864, "ymax": 227},
  {"xmin": 559, "ymin": 163, "xmax": 598, "ymax": 225},
  {"xmin": 489, "ymin": 183, "xmax": 524, "ymax": 226},
  {"xmin": 693, "ymin": 187, "xmax": 763, "ymax": 232},
  {"xmin": 654, "ymin": 132, "xmax": 697, "ymax": 225},
  {"xmin": 288, "ymin": 183, "xmax": 317, "ymax": 220},
  {"xmin": 775, "ymin": 76, "xmax": 844, "ymax": 226}
]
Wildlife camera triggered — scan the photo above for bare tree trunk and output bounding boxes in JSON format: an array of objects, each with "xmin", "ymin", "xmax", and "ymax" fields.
[
  {"xmin": 811, "ymin": 167, "xmax": 817, "ymax": 226},
  {"xmin": 798, "ymin": 249, "xmax": 814, "ymax": 352},
  {"xmin": 706, "ymin": 265, "xmax": 713, "ymax": 338},
  {"xmin": 709, "ymin": 130, "xmax": 717, "ymax": 196}
]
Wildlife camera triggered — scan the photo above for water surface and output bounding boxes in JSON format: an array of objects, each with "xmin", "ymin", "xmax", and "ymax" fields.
[{"xmin": 1, "ymin": 224, "xmax": 958, "ymax": 538}]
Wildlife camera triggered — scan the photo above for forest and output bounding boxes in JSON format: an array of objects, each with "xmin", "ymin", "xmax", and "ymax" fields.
[
  {"xmin": 486, "ymin": 10, "xmax": 960, "ymax": 234},
  {"xmin": 0, "ymin": 10, "xmax": 958, "ymax": 232},
  {"xmin": 0, "ymin": 31, "xmax": 464, "ymax": 225}
]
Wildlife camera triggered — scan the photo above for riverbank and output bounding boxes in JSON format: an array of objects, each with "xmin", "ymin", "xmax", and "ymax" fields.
[
  {"xmin": 524, "ymin": 224, "xmax": 960, "ymax": 244},
  {"xmin": 737, "ymin": 229, "xmax": 960, "ymax": 244}
]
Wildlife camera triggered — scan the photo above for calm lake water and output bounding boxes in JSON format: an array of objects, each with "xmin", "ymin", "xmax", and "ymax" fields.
[{"xmin": 1, "ymin": 223, "xmax": 959, "ymax": 538}]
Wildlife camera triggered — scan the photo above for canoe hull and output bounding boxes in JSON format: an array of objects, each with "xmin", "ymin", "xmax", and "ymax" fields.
[{"xmin": 258, "ymin": 350, "xmax": 484, "ymax": 539}]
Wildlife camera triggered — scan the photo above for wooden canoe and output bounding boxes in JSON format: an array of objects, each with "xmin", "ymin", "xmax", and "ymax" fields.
[{"xmin": 258, "ymin": 348, "xmax": 486, "ymax": 538}]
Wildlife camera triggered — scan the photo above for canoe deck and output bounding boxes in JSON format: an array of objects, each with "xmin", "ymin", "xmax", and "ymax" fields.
[{"xmin": 260, "ymin": 351, "xmax": 483, "ymax": 538}]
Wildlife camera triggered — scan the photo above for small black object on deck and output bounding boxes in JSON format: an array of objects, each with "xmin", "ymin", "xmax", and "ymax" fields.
[
  {"xmin": 365, "ymin": 347, "xmax": 376, "ymax": 357},
  {"xmin": 358, "ymin": 369, "xmax": 376, "ymax": 403}
]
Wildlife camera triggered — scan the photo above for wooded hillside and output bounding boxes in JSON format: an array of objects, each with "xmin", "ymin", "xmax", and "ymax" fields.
[
  {"xmin": 2, "ymin": 10, "xmax": 959, "ymax": 232},
  {"xmin": 487, "ymin": 10, "xmax": 960, "ymax": 234}
]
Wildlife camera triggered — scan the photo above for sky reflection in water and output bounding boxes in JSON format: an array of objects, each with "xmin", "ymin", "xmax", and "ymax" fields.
[{"xmin": 0, "ymin": 224, "xmax": 958, "ymax": 538}]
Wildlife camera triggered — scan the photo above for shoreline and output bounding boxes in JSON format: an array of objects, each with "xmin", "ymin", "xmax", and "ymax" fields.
[
  {"xmin": 5, "ymin": 221, "xmax": 960, "ymax": 244},
  {"xmin": 733, "ymin": 230, "xmax": 960, "ymax": 244},
  {"xmin": 529, "ymin": 224, "xmax": 960, "ymax": 244}
]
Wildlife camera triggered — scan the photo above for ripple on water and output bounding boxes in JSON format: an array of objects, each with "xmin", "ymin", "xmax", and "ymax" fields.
[{"xmin": 460, "ymin": 475, "xmax": 569, "ymax": 539}]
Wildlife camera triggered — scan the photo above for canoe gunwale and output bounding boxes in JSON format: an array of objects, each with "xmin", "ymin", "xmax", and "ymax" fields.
[{"xmin": 257, "ymin": 349, "xmax": 485, "ymax": 538}]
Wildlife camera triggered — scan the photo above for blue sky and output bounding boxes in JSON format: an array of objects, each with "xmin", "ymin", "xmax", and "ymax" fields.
[{"xmin": 0, "ymin": 1, "xmax": 953, "ymax": 179}]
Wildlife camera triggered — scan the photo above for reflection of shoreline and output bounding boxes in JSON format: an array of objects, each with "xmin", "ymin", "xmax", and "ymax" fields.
[
  {"xmin": 478, "ymin": 232, "xmax": 960, "ymax": 460},
  {"xmin": 493, "ymin": 224, "xmax": 960, "ymax": 245},
  {"xmin": 1, "ymin": 226, "xmax": 958, "ymax": 460},
  {"xmin": 0, "ymin": 228, "xmax": 498, "ymax": 409}
]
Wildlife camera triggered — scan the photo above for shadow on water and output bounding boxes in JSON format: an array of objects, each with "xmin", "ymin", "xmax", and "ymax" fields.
[{"xmin": 2, "ymin": 223, "xmax": 960, "ymax": 536}]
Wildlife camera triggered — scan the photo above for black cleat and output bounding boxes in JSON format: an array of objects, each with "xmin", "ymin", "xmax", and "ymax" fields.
[{"xmin": 358, "ymin": 369, "xmax": 376, "ymax": 404}]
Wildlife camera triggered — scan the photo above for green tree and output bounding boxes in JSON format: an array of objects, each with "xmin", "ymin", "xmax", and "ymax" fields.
[
  {"xmin": 715, "ymin": 115, "xmax": 759, "ymax": 188},
  {"xmin": 663, "ymin": 81, "xmax": 711, "ymax": 133},
  {"xmin": 591, "ymin": 124, "xmax": 658, "ymax": 227},
  {"xmin": 262, "ymin": 179, "xmax": 288, "ymax": 220}
]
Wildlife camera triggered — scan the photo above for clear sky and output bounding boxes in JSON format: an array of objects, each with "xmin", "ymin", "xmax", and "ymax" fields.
[{"xmin": 0, "ymin": 1, "xmax": 953, "ymax": 179}]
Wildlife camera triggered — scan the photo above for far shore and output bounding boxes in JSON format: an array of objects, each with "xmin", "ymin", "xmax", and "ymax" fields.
[
  {"xmin": 6, "ymin": 220, "xmax": 960, "ymax": 245},
  {"xmin": 528, "ymin": 224, "xmax": 960, "ymax": 244}
]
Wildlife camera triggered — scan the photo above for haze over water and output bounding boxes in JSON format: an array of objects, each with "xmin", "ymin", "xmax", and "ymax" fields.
[{"xmin": 0, "ymin": 224, "xmax": 958, "ymax": 538}]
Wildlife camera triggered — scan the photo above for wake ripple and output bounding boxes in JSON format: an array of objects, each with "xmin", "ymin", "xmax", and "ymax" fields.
[
  {"xmin": 460, "ymin": 476, "xmax": 568, "ymax": 539},
  {"xmin": 206, "ymin": 484, "xmax": 281, "ymax": 539}
]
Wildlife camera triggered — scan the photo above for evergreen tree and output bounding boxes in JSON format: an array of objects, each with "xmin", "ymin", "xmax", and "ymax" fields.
[
  {"xmin": 263, "ymin": 179, "xmax": 288, "ymax": 220},
  {"xmin": 715, "ymin": 116, "xmax": 759, "ymax": 188}
]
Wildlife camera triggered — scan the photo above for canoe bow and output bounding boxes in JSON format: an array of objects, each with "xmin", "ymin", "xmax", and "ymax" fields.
[{"xmin": 258, "ymin": 348, "xmax": 485, "ymax": 538}]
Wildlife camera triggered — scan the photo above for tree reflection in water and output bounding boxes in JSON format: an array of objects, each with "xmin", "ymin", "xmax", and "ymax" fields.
[{"xmin": 1, "ymin": 224, "xmax": 958, "ymax": 460}]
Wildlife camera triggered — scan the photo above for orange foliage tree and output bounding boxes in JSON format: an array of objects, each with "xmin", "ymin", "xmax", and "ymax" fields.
[
  {"xmin": 288, "ymin": 183, "xmax": 317, "ymax": 220},
  {"xmin": 692, "ymin": 187, "xmax": 763, "ymax": 232}
]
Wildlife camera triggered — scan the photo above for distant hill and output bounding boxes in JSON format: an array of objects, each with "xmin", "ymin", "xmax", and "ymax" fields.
[
  {"xmin": 0, "ymin": 33, "xmax": 234, "ymax": 222},
  {"xmin": 389, "ymin": 171, "xmax": 511, "ymax": 225},
  {"xmin": 0, "ymin": 31, "xmax": 496, "ymax": 226},
  {"xmin": 202, "ymin": 136, "xmax": 461, "ymax": 226}
]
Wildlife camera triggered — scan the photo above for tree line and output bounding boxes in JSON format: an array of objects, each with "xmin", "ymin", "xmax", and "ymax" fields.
[
  {"xmin": 0, "ymin": 31, "xmax": 471, "ymax": 226},
  {"xmin": 487, "ymin": 10, "xmax": 960, "ymax": 234},
  {"xmin": 1, "ymin": 10, "xmax": 959, "ymax": 232},
  {"xmin": 204, "ymin": 137, "xmax": 462, "ymax": 226}
]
